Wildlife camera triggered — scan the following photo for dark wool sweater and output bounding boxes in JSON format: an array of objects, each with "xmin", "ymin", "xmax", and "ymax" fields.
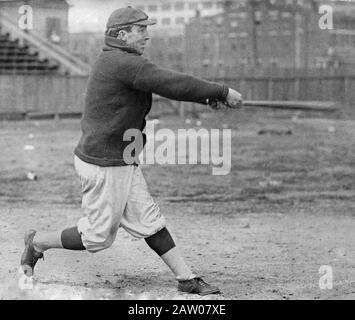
[{"xmin": 74, "ymin": 43, "xmax": 229, "ymax": 167}]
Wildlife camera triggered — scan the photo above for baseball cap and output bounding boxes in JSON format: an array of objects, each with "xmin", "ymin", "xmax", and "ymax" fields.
[{"xmin": 106, "ymin": 6, "xmax": 156, "ymax": 28}]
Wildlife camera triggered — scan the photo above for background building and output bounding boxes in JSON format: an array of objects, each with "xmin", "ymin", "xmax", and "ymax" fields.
[
  {"xmin": 126, "ymin": 0, "xmax": 224, "ymax": 36},
  {"xmin": 327, "ymin": 0, "xmax": 355, "ymax": 69},
  {"xmin": 185, "ymin": 0, "xmax": 355, "ymax": 75}
]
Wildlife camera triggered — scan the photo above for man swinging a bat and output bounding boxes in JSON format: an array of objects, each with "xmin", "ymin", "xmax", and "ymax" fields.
[{"xmin": 20, "ymin": 6, "xmax": 242, "ymax": 296}]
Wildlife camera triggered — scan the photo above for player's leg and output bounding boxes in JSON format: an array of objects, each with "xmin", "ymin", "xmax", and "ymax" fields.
[
  {"xmin": 144, "ymin": 227, "xmax": 220, "ymax": 295},
  {"xmin": 32, "ymin": 226, "xmax": 85, "ymax": 253},
  {"xmin": 21, "ymin": 156, "xmax": 134, "ymax": 275},
  {"xmin": 120, "ymin": 166, "xmax": 220, "ymax": 295},
  {"xmin": 144, "ymin": 226, "xmax": 194, "ymax": 281},
  {"xmin": 20, "ymin": 226, "xmax": 85, "ymax": 276}
]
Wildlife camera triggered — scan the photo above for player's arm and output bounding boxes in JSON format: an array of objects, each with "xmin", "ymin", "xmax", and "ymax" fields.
[{"xmin": 132, "ymin": 60, "xmax": 242, "ymax": 107}]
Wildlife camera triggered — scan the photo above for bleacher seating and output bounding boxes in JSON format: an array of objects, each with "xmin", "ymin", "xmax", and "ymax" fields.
[{"xmin": 0, "ymin": 28, "xmax": 59, "ymax": 74}]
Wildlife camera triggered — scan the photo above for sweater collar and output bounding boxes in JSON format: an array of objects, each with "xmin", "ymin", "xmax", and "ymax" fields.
[{"xmin": 103, "ymin": 36, "xmax": 141, "ymax": 55}]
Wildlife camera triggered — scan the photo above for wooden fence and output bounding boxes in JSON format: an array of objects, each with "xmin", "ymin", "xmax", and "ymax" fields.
[
  {"xmin": 0, "ymin": 73, "xmax": 354, "ymax": 117},
  {"xmin": 215, "ymin": 75, "xmax": 355, "ymax": 104},
  {"xmin": 0, "ymin": 74, "xmax": 88, "ymax": 114}
]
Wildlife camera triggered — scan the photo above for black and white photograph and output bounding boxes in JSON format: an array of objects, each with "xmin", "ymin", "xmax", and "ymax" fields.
[{"xmin": 0, "ymin": 0, "xmax": 354, "ymax": 303}]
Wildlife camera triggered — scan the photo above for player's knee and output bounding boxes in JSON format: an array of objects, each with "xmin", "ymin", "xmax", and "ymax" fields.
[
  {"xmin": 84, "ymin": 231, "xmax": 116, "ymax": 252},
  {"xmin": 87, "ymin": 238, "xmax": 114, "ymax": 252},
  {"xmin": 101, "ymin": 236, "xmax": 115, "ymax": 249}
]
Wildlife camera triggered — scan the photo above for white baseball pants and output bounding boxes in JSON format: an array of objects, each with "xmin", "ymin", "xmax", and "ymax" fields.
[{"xmin": 74, "ymin": 155, "xmax": 166, "ymax": 253}]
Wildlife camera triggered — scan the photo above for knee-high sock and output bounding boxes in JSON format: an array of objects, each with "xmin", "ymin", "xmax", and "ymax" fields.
[
  {"xmin": 33, "ymin": 230, "xmax": 63, "ymax": 253},
  {"xmin": 160, "ymin": 247, "xmax": 195, "ymax": 281},
  {"xmin": 145, "ymin": 228, "xmax": 195, "ymax": 281},
  {"xmin": 33, "ymin": 226, "xmax": 85, "ymax": 252}
]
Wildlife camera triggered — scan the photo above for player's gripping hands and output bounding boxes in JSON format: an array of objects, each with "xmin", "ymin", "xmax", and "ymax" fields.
[
  {"xmin": 226, "ymin": 88, "xmax": 243, "ymax": 109},
  {"xmin": 207, "ymin": 87, "xmax": 243, "ymax": 110}
]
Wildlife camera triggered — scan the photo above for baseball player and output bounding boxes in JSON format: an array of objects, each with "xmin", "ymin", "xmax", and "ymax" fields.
[{"xmin": 20, "ymin": 7, "xmax": 242, "ymax": 296}]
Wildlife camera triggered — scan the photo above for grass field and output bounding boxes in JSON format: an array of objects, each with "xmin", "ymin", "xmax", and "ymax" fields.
[{"xmin": 0, "ymin": 107, "xmax": 355, "ymax": 300}]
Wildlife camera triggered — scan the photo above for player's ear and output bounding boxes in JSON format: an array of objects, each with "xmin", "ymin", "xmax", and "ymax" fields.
[{"xmin": 118, "ymin": 30, "xmax": 128, "ymax": 41}]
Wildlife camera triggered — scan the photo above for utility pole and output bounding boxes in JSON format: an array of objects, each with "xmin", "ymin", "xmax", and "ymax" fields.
[
  {"xmin": 250, "ymin": 0, "xmax": 259, "ymax": 67},
  {"xmin": 294, "ymin": 9, "xmax": 302, "ymax": 70},
  {"xmin": 295, "ymin": 0, "xmax": 318, "ymax": 71}
]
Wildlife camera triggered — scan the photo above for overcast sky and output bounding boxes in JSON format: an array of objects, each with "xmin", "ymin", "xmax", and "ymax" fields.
[{"xmin": 67, "ymin": 0, "xmax": 127, "ymax": 33}]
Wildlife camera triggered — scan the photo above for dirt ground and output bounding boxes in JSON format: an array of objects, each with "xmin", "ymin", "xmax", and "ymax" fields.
[{"xmin": 0, "ymin": 107, "xmax": 355, "ymax": 300}]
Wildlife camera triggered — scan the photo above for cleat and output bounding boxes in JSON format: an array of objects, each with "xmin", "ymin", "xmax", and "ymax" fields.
[
  {"xmin": 178, "ymin": 277, "xmax": 221, "ymax": 296},
  {"xmin": 20, "ymin": 230, "xmax": 43, "ymax": 277}
]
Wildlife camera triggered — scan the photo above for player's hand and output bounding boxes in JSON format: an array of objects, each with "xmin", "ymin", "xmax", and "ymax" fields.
[{"xmin": 225, "ymin": 88, "xmax": 243, "ymax": 109}]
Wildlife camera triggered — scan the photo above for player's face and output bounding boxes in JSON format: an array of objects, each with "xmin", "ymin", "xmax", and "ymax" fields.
[{"xmin": 125, "ymin": 25, "xmax": 150, "ymax": 54}]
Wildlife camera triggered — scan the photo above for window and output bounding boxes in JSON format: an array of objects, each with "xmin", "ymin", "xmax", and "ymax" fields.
[
  {"xmin": 269, "ymin": 10, "xmax": 278, "ymax": 20},
  {"xmin": 162, "ymin": 4, "xmax": 171, "ymax": 11},
  {"xmin": 175, "ymin": 17, "xmax": 185, "ymax": 25},
  {"xmin": 162, "ymin": 18, "xmax": 171, "ymax": 25},
  {"xmin": 239, "ymin": 0, "xmax": 247, "ymax": 7},
  {"xmin": 148, "ymin": 5, "xmax": 158, "ymax": 12},
  {"xmin": 230, "ymin": 20, "xmax": 238, "ymax": 28},
  {"xmin": 282, "ymin": 12, "xmax": 292, "ymax": 18},
  {"xmin": 175, "ymin": 2, "xmax": 184, "ymax": 11},
  {"xmin": 189, "ymin": 2, "xmax": 198, "ymax": 10},
  {"xmin": 216, "ymin": 16, "xmax": 223, "ymax": 26},
  {"xmin": 238, "ymin": 12, "xmax": 247, "ymax": 19},
  {"xmin": 202, "ymin": 2, "xmax": 212, "ymax": 9},
  {"xmin": 202, "ymin": 42, "xmax": 209, "ymax": 52},
  {"xmin": 46, "ymin": 17, "xmax": 61, "ymax": 42},
  {"xmin": 255, "ymin": 11, "xmax": 262, "ymax": 21}
]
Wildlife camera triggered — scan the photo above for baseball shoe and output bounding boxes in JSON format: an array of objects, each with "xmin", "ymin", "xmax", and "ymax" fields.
[
  {"xmin": 178, "ymin": 277, "xmax": 221, "ymax": 296},
  {"xmin": 20, "ymin": 229, "xmax": 43, "ymax": 277}
]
